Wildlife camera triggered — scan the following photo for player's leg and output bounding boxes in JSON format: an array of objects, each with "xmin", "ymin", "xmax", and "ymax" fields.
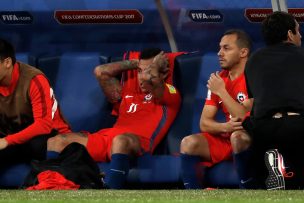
[
  {"xmin": 106, "ymin": 133, "xmax": 141, "ymax": 189},
  {"xmin": 180, "ymin": 133, "xmax": 232, "ymax": 189},
  {"xmin": 111, "ymin": 133, "xmax": 141, "ymax": 155},
  {"xmin": 230, "ymin": 130, "xmax": 256, "ymax": 188},
  {"xmin": 46, "ymin": 132, "xmax": 88, "ymax": 159},
  {"xmin": 180, "ymin": 133, "xmax": 211, "ymax": 189}
]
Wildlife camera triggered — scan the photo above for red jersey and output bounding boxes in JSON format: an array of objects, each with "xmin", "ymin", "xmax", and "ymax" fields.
[
  {"xmin": 0, "ymin": 63, "xmax": 71, "ymax": 145},
  {"xmin": 113, "ymin": 83, "xmax": 181, "ymax": 152},
  {"xmin": 205, "ymin": 70, "xmax": 249, "ymax": 121}
]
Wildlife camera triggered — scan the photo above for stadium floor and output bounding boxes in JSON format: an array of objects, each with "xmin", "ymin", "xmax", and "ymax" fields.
[{"xmin": 0, "ymin": 189, "xmax": 303, "ymax": 203}]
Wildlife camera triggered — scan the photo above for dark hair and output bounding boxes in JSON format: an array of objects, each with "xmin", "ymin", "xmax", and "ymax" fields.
[
  {"xmin": 262, "ymin": 11, "xmax": 296, "ymax": 45},
  {"xmin": 140, "ymin": 48, "xmax": 161, "ymax": 60},
  {"xmin": 223, "ymin": 29, "xmax": 252, "ymax": 53},
  {"xmin": 0, "ymin": 38, "xmax": 16, "ymax": 65}
]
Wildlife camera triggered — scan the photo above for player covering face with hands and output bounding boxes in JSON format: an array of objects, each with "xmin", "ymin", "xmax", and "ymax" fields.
[{"xmin": 46, "ymin": 48, "xmax": 181, "ymax": 189}]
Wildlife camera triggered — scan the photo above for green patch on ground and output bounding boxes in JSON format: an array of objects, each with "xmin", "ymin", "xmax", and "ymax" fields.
[{"xmin": 0, "ymin": 189, "xmax": 303, "ymax": 203}]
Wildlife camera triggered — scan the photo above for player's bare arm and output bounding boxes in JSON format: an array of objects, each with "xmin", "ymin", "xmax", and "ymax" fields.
[
  {"xmin": 140, "ymin": 51, "xmax": 169, "ymax": 99},
  {"xmin": 207, "ymin": 71, "xmax": 250, "ymax": 119},
  {"xmin": 94, "ymin": 60, "xmax": 138, "ymax": 103},
  {"xmin": 200, "ymin": 105, "xmax": 243, "ymax": 135}
]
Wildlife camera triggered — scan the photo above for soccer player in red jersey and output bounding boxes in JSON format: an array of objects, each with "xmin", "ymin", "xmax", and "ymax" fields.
[
  {"xmin": 180, "ymin": 30, "xmax": 253, "ymax": 189},
  {"xmin": 47, "ymin": 48, "xmax": 181, "ymax": 189},
  {"xmin": 0, "ymin": 38, "xmax": 71, "ymax": 165}
]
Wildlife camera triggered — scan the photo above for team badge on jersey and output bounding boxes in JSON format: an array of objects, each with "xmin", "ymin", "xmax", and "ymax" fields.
[
  {"xmin": 144, "ymin": 93, "xmax": 153, "ymax": 102},
  {"xmin": 237, "ymin": 92, "xmax": 246, "ymax": 103},
  {"xmin": 166, "ymin": 83, "xmax": 177, "ymax": 94}
]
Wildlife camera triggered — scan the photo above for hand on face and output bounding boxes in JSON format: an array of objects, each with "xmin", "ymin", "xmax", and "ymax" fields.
[
  {"xmin": 152, "ymin": 51, "xmax": 169, "ymax": 76},
  {"xmin": 138, "ymin": 51, "xmax": 169, "ymax": 92}
]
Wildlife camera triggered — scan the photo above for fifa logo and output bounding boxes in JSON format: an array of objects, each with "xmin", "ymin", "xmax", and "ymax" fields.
[
  {"xmin": 2, "ymin": 15, "xmax": 18, "ymax": 21},
  {"xmin": 0, "ymin": 12, "xmax": 33, "ymax": 24}
]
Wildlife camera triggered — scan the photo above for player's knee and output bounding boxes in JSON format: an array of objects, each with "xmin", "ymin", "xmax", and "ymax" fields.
[
  {"xmin": 112, "ymin": 134, "xmax": 140, "ymax": 155},
  {"xmin": 180, "ymin": 135, "xmax": 202, "ymax": 154},
  {"xmin": 47, "ymin": 135, "xmax": 67, "ymax": 152},
  {"xmin": 230, "ymin": 131, "xmax": 251, "ymax": 153},
  {"xmin": 127, "ymin": 135, "xmax": 140, "ymax": 151}
]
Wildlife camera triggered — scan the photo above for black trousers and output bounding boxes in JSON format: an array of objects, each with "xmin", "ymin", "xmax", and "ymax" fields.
[
  {"xmin": 0, "ymin": 131, "xmax": 56, "ymax": 168},
  {"xmin": 243, "ymin": 115, "xmax": 304, "ymax": 189}
]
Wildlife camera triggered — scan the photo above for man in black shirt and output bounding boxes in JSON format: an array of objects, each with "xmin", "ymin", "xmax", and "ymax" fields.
[{"xmin": 230, "ymin": 11, "xmax": 303, "ymax": 190}]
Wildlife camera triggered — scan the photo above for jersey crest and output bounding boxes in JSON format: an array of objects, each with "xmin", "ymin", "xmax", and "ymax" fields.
[
  {"xmin": 237, "ymin": 92, "xmax": 246, "ymax": 103},
  {"xmin": 144, "ymin": 93, "xmax": 153, "ymax": 101}
]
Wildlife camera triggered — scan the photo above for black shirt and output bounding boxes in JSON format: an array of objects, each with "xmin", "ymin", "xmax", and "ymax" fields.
[{"xmin": 245, "ymin": 42, "xmax": 304, "ymax": 118}]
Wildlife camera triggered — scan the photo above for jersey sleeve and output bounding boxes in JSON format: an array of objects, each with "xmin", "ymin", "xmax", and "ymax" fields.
[
  {"xmin": 158, "ymin": 83, "xmax": 181, "ymax": 108},
  {"xmin": 204, "ymin": 89, "xmax": 220, "ymax": 108},
  {"xmin": 5, "ymin": 74, "xmax": 54, "ymax": 145}
]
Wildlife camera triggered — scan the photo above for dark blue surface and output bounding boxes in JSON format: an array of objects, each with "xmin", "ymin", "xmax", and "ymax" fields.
[
  {"xmin": 0, "ymin": 0, "xmax": 282, "ymax": 55},
  {"xmin": 37, "ymin": 53, "xmax": 116, "ymax": 132}
]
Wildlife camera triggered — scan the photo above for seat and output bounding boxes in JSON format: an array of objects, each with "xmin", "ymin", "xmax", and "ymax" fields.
[
  {"xmin": 162, "ymin": 52, "xmax": 204, "ymax": 154},
  {"xmin": 37, "ymin": 52, "xmax": 116, "ymax": 132},
  {"xmin": 16, "ymin": 52, "xmax": 36, "ymax": 66}
]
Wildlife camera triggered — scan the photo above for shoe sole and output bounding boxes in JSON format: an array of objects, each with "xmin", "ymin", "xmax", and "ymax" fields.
[{"xmin": 265, "ymin": 150, "xmax": 285, "ymax": 190}]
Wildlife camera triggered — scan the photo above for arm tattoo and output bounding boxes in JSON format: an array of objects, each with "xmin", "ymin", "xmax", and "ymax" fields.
[
  {"xmin": 99, "ymin": 77, "xmax": 122, "ymax": 103},
  {"xmin": 96, "ymin": 60, "xmax": 138, "ymax": 103},
  {"xmin": 120, "ymin": 60, "xmax": 138, "ymax": 71}
]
